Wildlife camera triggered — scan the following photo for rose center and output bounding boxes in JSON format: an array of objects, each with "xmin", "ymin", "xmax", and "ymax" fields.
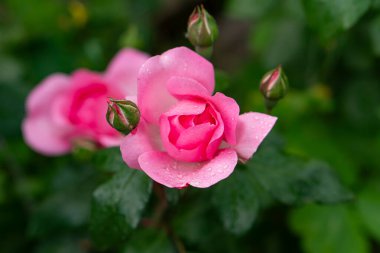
[
  {"xmin": 160, "ymin": 101, "xmax": 223, "ymax": 162},
  {"xmin": 68, "ymin": 83, "xmax": 108, "ymax": 128}
]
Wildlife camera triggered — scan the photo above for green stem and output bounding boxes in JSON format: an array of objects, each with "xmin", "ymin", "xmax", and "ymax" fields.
[
  {"xmin": 152, "ymin": 182, "xmax": 168, "ymax": 226},
  {"xmin": 151, "ymin": 182, "xmax": 187, "ymax": 253},
  {"xmin": 264, "ymin": 99, "xmax": 277, "ymax": 115},
  {"xmin": 195, "ymin": 46, "xmax": 213, "ymax": 59}
]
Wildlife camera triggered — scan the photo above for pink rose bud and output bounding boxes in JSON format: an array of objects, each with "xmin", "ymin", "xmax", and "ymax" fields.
[
  {"xmin": 187, "ymin": 5, "xmax": 218, "ymax": 57},
  {"xmin": 106, "ymin": 98, "xmax": 140, "ymax": 135},
  {"xmin": 260, "ymin": 66, "xmax": 289, "ymax": 112}
]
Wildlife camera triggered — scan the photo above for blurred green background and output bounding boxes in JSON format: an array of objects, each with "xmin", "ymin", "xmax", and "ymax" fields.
[{"xmin": 1, "ymin": 0, "xmax": 380, "ymax": 252}]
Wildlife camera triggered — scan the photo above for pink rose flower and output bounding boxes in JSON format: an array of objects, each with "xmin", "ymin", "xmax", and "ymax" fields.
[
  {"xmin": 120, "ymin": 47, "xmax": 277, "ymax": 188},
  {"xmin": 22, "ymin": 49, "xmax": 149, "ymax": 155}
]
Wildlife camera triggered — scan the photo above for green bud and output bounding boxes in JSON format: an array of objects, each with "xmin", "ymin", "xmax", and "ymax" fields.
[
  {"xmin": 106, "ymin": 98, "xmax": 140, "ymax": 135},
  {"xmin": 260, "ymin": 66, "xmax": 289, "ymax": 113},
  {"xmin": 187, "ymin": 5, "xmax": 219, "ymax": 54}
]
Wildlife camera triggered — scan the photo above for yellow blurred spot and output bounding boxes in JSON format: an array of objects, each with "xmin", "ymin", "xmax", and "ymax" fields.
[
  {"xmin": 68, "ymin": 0, "xmax": 88, "ymax": 27},
  {"xmin": 310, "ymin": 83, "xmax": 332, "ymax": 101}
]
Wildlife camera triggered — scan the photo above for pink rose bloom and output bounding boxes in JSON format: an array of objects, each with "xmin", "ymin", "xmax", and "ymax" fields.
[
  {"xmin": 22, "ymin": 49, "xmax": 149, "ymax": 155},
  {"xmin": 121, "ymin": 47, "xmax": 277, "ymax": 188}
]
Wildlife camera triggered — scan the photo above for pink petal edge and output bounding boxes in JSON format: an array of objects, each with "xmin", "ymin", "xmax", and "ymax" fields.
[
  {"xmin": 22, "ymin": 117, "xmax": 71, "ymax": 155},
  {"xmin": 138, "ymin": 148, "xmax": 238, "ymax": 188},
  {"xmin": 120, "ymin": 120, "xmax": 160, "ymax": 169},
  {"xmin": 26, "ymin": 74, "xmax": 70, "ymax": 115},
  {"xmin": 104, "ymin": 48, "xmax": 149, "ymax": 96},
  {"xmin": 166, "ymin": 76, "xmax": 210, "ymax": 99},
  {"xmin": 210, "ymin": 92, "xmax": 240, "ymax": 145},
  {"xmin": 233, "ymin": 112, "xmax": 277, "ymax": 161}
]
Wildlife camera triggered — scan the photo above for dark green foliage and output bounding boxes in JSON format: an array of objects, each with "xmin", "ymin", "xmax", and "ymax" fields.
[
  {"xmin": 250, "ymin": 145, "xmax": 353, "ymax": 204},
  {"xmin": 290, "ymin": 205, "xmax": 369, "ymax": 253},
  {"xmin": 1, "ymin": 0, "xmax": 380, "ymax": 252},
  {"xmin": 357, "ymin": 183, "xmax": 380, "ymax": 242},
  {"xmin": 90, "ymin": 169, "xmax": 152, "ymax": 249},
  {"xmin": 212, "ymin": 168, "xmax": 261, "ymax": 234},
  {"xmin": 121, "ymin": 228, "xmax": 176, "ymax": 253},
  {"xmin": 302, "ymin": 0, "xmax": 371, "ymax": 40}
]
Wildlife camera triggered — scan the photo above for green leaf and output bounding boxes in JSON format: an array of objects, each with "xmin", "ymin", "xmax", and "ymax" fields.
[
  {"xmin": 249, "ymin": 145, "xmax": 352, "ymax": 204},
  {"xmin": 165, "ymin": 188, "xmax": 181, "ymax": 205},
  {"xmin": 373, "ymin": 0, "xmax": 380, "ymax": 9},
  {"xmin": 94, "ymin": 147, "xmax": 127, "ymax": 173},
  {"xmin": 172, "ymin": 195, "xmax": 217, "ymax": 246},
  {"xmin": 302, "ymin": 0, "xmax": 371, "ymax": 40},
  {"xmin": 28, "ymin": 166, "xmax": 97, "ymax": 238},
  {"xmin": 292, "ymin": 160, "xmax": 354, "ymax": 203},
  {"xmin": 90, "ymin": 169, "xmax": 152, "ymax": 249},
  {"xmin": 290, "ymin": 205, "xmax": 369, "ymax": 253},
  {"xmin": 357, "ymin": 184, "xmax": 380, "ymax": 242},
  {"xmin": 212, "ymin": 168, "xmax": 260, "ymax": 234},
  {"xmin": 172, "ymin": 192, "xmax": 242, "ymax": 252},
  {"xmin": 121, "ymin": 228, "xmax": 175, "ymax": 253},
  {"xmin": 226, "ymin": 0, "xmax": 277, "ymax": 19},
  {"xmin": 35, "ymin": 236, "xmax": 85, "ymax": 253},
  {"xmin": 369, "ymin": 15, "xmax": 380, "ymax": 56}
]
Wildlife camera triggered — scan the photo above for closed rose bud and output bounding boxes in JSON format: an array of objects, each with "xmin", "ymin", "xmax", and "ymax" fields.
[
  {"xmin": 187, "ymin": 5, "xmax": 218, "ymax": 58},
  {"xmin": 260, "ymin": 66, "xmax": 289, "ymax": 113},
  {"xmin": 260, "ymin": 66, "xmax": 288, "ymax": 100},
  {"xmin": 106, "ymin": 98, "xmax": 140, "ymax": 135}
]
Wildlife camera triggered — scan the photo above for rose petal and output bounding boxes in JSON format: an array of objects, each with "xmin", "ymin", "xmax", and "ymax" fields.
[
  {"xmin": 160, "ymin": 100, "xmax": 216, "ymax": 162},
  {"xmin": 98, "ymin": 135, "xmax": 122, "ymax": 147},
  {"xmin": 138, "ymin": 149, "xmax": 238, "ymax": 188},
  {"xmin": 160, "ymin": 115, "xmax": 213, "ymax": 162},
  {"xmin": 138, "ymin": 47, "xmax": 214, "ymax": 124},
  {"xmin": 233, "ymin": 112, "xmax": 277, "ymax": 161},
  {"xmin": 70, "ymin": 69, "xmax": 104, "ymax": 89},
  {"xmin": 204, "ymin": 102, "xmax": 224, "ymax": 159},
  {"xmin": 22, "ymin": 116, "xmax": 71, "ymax": 155},
  {"xmin": 160, "ymin": 115, "xmax": 202, "ymax": 162},
  {"xmin": 210, "ymin": 92, "xmax": 240, "ymax": 145},
  {"xmin": 176, "ymin": 123, "xmax": 214, "ymax": 148},
  {"xmin": 26, "ymin": 74, "xmax": 70, "ymax": 115},
  {"xmin": 104, "ymin": 48, "xmax": 149, "ymax": 96},
  {"xmin": 167, "ymin": 76, "xmax": 210, "ymax": 99},
  {"xmin": 163, "ymin": 99, "xmax": 206, "ymax": 117},
  {"xmin": 120, "ymin": 120, "xmax": 161, "ymax": 169}
]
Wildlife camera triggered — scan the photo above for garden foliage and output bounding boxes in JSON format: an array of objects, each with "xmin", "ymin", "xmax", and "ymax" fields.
[{"xmin": 0, "ymin": 0, "xmax": 380, "ymax": 252}]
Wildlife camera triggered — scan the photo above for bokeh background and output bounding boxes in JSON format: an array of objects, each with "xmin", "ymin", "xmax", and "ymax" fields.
[{"xmin": 1, "ymin": 0, "xmax": 380, "ymax": 252}]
